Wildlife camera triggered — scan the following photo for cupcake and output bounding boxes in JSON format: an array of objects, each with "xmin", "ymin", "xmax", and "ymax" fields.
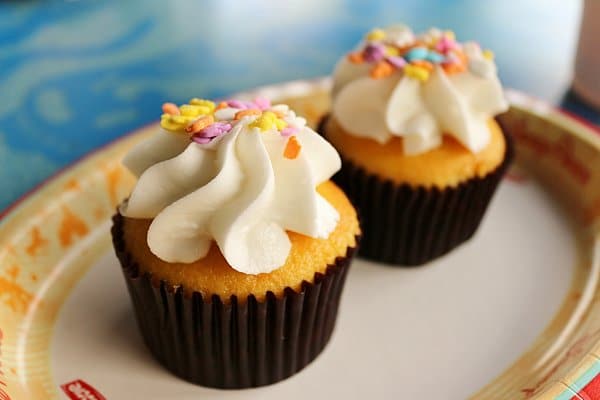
[
  {"xmin": 112, "ymin": 97, "xmax": 360, "ymax": 388},
  {"xmin": 322, "ymin": 25, "xmax": 513, "ymax": 266}
]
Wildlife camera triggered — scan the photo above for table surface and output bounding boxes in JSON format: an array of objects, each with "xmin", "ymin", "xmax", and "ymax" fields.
[{"xmin": 0, "ymin": 0, "xmax": 598, "ymax": 211}]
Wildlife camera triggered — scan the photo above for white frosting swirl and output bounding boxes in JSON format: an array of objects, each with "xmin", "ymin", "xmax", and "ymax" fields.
[
  {"xmin": 332, "ymin": 26, "xmax": 509, "ymax": 155},
  {"xmin": 121, "ymin": 101, "xmax": 341, "ymax": 275}
]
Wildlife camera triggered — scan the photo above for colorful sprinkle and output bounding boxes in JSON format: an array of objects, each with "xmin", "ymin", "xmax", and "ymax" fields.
[
  {"xmin": 162, "ymin": 102, "xmax": 180, "ymax": 116},
  {"xmin": 344, "ymin": 27, "xmax": 496, "ymax": 83},
  {"xmin": 366, "ymin": 28, "xmax": 386, "ymax": 41},
  {"xmin": 191, "ymin": 136, "xmax": 212, "ymax": 144},
  {"xmin": 281, "ymin": 126, "xmax": 299, "ymax": 137},
  {"xmin": 189, "ymin": 99, "xmax": 216, "ymax": 112},
  {"xmin": 411, "ymin": 60, "xmax": 434, "ymax": 72},
  {"xmin": 404, "ymin": 64, "xmax": 430, "ymax": 81},
  {"xmin": 435, "ymin": 36, "xmax": 458, "ymax": 53},
  {"xmin": 404, "ymin": 47, "xmax": 429, "ymax": 62},
  {"xmin": 425, "ymin": 51, "xmax": 445, "ymax": 63},
  {"xmin": 385, "ymin": 46, "xmax": 400, "ymax": 57},
  {"xmin": 234, "ymin": 109, "xmax": 262, "ymax": 120},
  {"xmin": 215, "ymin": 101, "xmax": 228, "ymax": 111},
  {"xmin": 194, "ymin": 121, "xmax": 232, "ymax": 139},
  {"xmin": 363, "ymin": 43, "xmax": 386, "ymax": 62},
  {"xmin": 283, "ymin": 136, "xmax": 302, "ymax": 159},
  {"xmin": 253, "ymin": 97, "xmax": 271, "ymax": 110},
  {"xmin": 249, "ymin": 111, "xmax": 287, "ymax": 132},
  {"xmin": 160, "ymin": 96, "xmax": 306, "ymax": 149},
  {"xmin": 180, "ymin": 104, "xmax": 212, "ymax": 117},
  {"xmin": 185, "ymin": 115, "xmax": 215, "ymax": 134},
  {"xmin": 348, "ymin": 52, "xmax": 364, "ymax": 63},
  {"xmin": 386, "ymin": 56, "xmax": 407, "ymax": 68},
  {"xmin": 442, "ymin": 59, "xmax": 466, "ymax": 74},
  {"xmin": 227, "ymin": 100, "xmax": 250, "ymax": 109},
  {"xmin": 370, "ymin": 61, "xmax": 394, "ymax": 79}
]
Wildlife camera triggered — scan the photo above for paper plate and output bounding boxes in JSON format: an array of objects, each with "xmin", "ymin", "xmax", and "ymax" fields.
[{"xmin": 0, "ymin": 79, "xmax": 599, "ymax": 400}]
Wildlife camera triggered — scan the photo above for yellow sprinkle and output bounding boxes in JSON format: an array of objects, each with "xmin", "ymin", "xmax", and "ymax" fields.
[
  {"xmin": 366, "ymin": 28, "xmax": 385, "ymax": 41},
  {"xmin": 180, "ymin": 104, "xmax": 212, "ymax": 117},
  {"xmin": 249, "ymin": 111, "xmax": 286, "ymax": 132},
  {"xmin": 445, "ymin": 30, "xmax": 456, "ymax": 40},
  {"xmin": 160, "ymin": 114, "xmax": 195, "ymax": 131},
  {"xmin": 385, "ymin": 46, "xmax": 399, "ymax": 57},
  {"xmin": 404, "ymin": 65, "xmax": 430, "ymax": 82},
  {"xmin": 274, "ymin": 118, "xmax": 287, "ymax": 130},
  {"xmin": 483, "ymin": 49, "xmax": 494, "ymax": 60},
  {"xmin": 189, "ymin": 98, "xmax": 216, "ymax": 112}
]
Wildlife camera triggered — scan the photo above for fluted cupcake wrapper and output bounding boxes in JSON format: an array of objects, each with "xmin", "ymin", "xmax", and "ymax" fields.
[
  {"xmin": 319, "ymin": 116, "xmax": 514, "ymax": 266},
  {"xmin": 111, "ymin": 214, "xmax": 356, "ymax": 389}
]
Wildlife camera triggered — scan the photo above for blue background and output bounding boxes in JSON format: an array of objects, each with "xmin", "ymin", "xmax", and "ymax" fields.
[{"xmin": 0, "ymin": 0, "xmax": 598, "ymax": 210}]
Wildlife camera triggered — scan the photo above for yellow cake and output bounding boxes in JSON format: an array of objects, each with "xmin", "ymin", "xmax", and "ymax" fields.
[
  {"xmin": 326, "ymin": 116, "xmax": 506, "ymax": 188},
  {"xmin": 120, "ymin": 181, "xmax": 359, "ymax": 300}
]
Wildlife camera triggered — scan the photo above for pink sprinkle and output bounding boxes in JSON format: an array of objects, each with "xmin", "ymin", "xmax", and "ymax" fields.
[
  {"xmin": 191, "ymin": 136, "xmax": 212, "ymax": 144},
  {"xmin": 227, "ymin": 100, "xmax": 249, "ymax": 109},
  {"xmin": 280, "ymin": 126, "xmax": 299, "ymax": 137},
  {"xmin": 435, "ymin": 36, "xmax": 458, "ymax": 53},
  {"xmin": 363, "ymin": 43, "xmax": 386, "ymax": 62},
  {"xmin": 253, "ymin": 97, "xmax": 271, "ymax": 110},
  {"xmin": 196, "ymin": 122, "xmax": 232, "ymax": 138},
  {"xmin": 386, "ymin": 56, "xmax": 407, "ymax": 68}
]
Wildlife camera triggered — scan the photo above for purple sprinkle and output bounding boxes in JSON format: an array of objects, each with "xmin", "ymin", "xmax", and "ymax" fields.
[
  {"xmin": 386, "ymin": 56, "xmax": 407, "ymax": 68},
  {"xmin": 191, "ymin": 136, "xmax": 212, "ymax": 144},
  {"xmin": 227, "ymin": 100, "xmax": 248, "ymax": 109},
  {"xmin": 363, "ymin": 43, "xmax": 385, "ymax": 62},
  {"xmin": 253, "ymin": 96, "xmax": 271, "ymax": 110},
  {"xmin": 280, "ymin": 126, "xmax": 299, "ymax": 137},
  {"xmin": 197, "ymin": 122, "xmax": 232, "ymax": 138}
]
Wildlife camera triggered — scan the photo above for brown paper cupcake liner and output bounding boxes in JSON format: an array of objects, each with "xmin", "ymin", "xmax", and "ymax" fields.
[
  {"xmin": 111, "ymin": 213, "xmax": 357, "ymax": 389},
  {"xmin": 319, "ymin": 116, "xmax": 514, "ymax": 266}
]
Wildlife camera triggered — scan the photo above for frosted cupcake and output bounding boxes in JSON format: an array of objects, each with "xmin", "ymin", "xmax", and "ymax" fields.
[
  {"xmin": 112, "ymin": 98, "xmax": 360, "ymax": 388},
  {"xmin": 322, "ymin": 25, "xmax": 512, "ymax": 265}
]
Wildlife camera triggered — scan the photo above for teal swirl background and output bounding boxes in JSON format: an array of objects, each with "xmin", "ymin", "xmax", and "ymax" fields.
[{"xmin": 0, "ymin": 0, "xmax": 594, "ymax": 210}]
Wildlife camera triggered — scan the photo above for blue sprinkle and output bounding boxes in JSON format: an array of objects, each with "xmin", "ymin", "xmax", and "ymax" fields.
[
  {"xmin": 426, "ymin": 51, "xmax": 445, "ymax": 63},
  {"xmin": 404, "ymin": 47, "xmax": 428, "ymax": 62}
]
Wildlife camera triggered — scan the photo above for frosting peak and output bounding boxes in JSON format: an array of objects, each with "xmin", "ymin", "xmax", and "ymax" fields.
[
  {"xmin": 332, "ymin": 25, "xmax": 508, "ymax": 155},
  {"xmin": 121, "ymin": 98, "xmax": 341, "ymax": 275}
]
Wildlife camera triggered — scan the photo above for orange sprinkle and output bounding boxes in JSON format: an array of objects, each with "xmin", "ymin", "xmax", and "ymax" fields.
[
  {"xmin": 370, "ymin": 61, "xmax": 394, "ymax": 79},
  {"xmin": 443, "ymin": 61, "xmax": 466, "ymax": 74},
  {"xmin": 215, "ymin": 101, "xmax": 228, "ymax": 111},
  {"xmin": 411, "ymin": 60, "xmax": 434, "ymax": 71},
  {"xmin": 162, "ymin": 102, "xmax": 180, "ymax": 115},
  {"xmin": 398, "ymin": 41, "xmax": 426, "ymax": 55},
  {"xmin": 442, "ymin": 50, "xmax": 468, "ymax": 74},
  {"xmin": 272, "ymin": 110, "xmax": 286, "ymax": 118},
  {"xmin": 456, "ymin": 50, "xmax": 468, "ymax": 65},
  {"xmin": 185, "ymin": 115, "xmax": 215, "ymax": 133},
  {"xmin": 283, "ymin": 136, "xmax": 302, "ymax": 159},
  {"xmin": 347, "ymin": 52, "xmax": 364, "ymax": 63},
  {"xmin": 234, "ymin": 109, "xmax": 262, "ymax": 120}
]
